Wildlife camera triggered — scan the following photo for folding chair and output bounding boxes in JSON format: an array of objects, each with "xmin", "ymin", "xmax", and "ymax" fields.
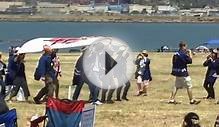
[
  {"xmin": 30, "ymin": 97, "xmax": 85, "ymax": 127},
  {"xmin": 0, "ymin": 109, "xmax": 17, "ymax": 127},
  {"xmin": 81, "ymin": 105, "xmax": 96, "ymax": 127}
]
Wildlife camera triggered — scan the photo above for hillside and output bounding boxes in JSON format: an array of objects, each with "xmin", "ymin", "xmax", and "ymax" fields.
[{"xmin": 1, "ymin": 0, "xmax": 219, "ymax": 7}]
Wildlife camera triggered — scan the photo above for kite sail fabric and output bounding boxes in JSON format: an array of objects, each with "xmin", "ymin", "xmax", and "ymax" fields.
[
  {"xmin": 17, "ymin": 36, "xmax": 104, "ymax": 53},
  {"xmin": 46, "ymin": 97, "xmax": 85, "ymax": 127}
]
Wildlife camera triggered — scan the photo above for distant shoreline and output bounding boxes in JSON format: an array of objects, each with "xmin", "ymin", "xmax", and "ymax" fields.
[{"xmin": 1, "ymin": 14, "xmax": 219, "ymax": 23}]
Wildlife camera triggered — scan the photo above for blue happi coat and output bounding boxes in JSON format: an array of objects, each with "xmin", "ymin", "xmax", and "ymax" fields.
[{"xmin": 171, "ymin": 50, "xmax": 192, "ymax": 77}]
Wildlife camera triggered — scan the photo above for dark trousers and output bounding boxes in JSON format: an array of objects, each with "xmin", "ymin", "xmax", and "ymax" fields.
[
  {"xmin": 0, "ymin": 96, "xmax": 9, "ymax": 115},
  {"xmin": 9, "ymin": 77, "xmax": 30, "ymax": 99},
  {"xmin": 116, "ymin": 81, "xmax": 131, "ymax": 99},
  {"xmin": 34, "ymin": 76, "xmax": 54, "ymax": 101},
  {"xmin": 203, "ymin": 77, "xmax": 216, "ymax": 99},
  {"xmin": 0, "ymin": 76, "xmax": 5, "ymax": 96},
  {"xmin": 72, "ymin": 75, "xmax": 99, "ymax": 102},
  {"xmin": 101, "ymin": 89, "xmax": 115, "ymax": 102},
  {"xmin": 88, "ymin": 82, "xmax": 99, "ymax": 102},
  {"xmin": 72, "ymin": 81, "xmax": 84, "ymax": 100},
  {"xmin": 54, "ymin": 79, "xmax": 59, "ymax": 98}
]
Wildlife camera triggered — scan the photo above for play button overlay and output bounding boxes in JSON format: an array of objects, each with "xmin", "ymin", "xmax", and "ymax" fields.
[
  {"xmin": 105, "ymin": 51, "xmax": 117, "ymax": 75},
  {"xmin": 82, "ymin": 37, "xmax": 134, "ymax": 89}
]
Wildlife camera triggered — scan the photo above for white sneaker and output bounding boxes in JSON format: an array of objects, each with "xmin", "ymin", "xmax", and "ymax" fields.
[
  {"xmin": 168, "ymin": 99, "xmax": 176, "ymax": 104},
  {"xmin": 92, "ymin": 100, "xmax": 103, "ymax": 105}
]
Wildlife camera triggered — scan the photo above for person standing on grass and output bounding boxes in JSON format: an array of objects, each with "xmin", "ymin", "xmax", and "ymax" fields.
[
  {"xmin": 135, "ymin": 53, "xmax": 143, "ymax": 96},
  {"xmin": 33, "ymin": 45, "xmax": 55, "ymax": 104},
  {"xmin": 72, "ymin": 52, "xmax": 84, "ymax": 101},
  {"xmin": 115, "ymin": 49, "xmax": 131, "ymax": 101},
  {"xmin": 101, "ymin": 48, "xmax": 118, "ymax": 104},
  {"xmin": 135, "ymin": 50, "xmax": 152, "ymax": 96},
  {"xmin": 4, "ymin": 47, "xmax": 16, "ymax": 94},
  {"xmin": 6, "ymin": 48, "xmax": 18, "ymax": 89},
  {"xmin": 0, "ymin": 52, "xmax": 9, "ymax": 113},
  {"xmin": 51, "ymin": 49, "xmax": 62, "ymax": 98},
  {"xmin": 72, "ymin": 47, "xmax": 102, "ymax": 105},
  {"xmin": 169, "ymin": 42, "xmax": 201, "ymax": 105},
  {"xmin": 0, "ymin": 52, "xmax": 6, "ymax": 96},
  {"xmin": 116, "ymin": 81, "xmax": 131, "ymax": 101},
  {"xmin": 202, "ymin": 49, "xmax": 218, "ymax": 99},
  {"xmin": 8, "ymin": 53, "xmax": 30, "ymax": 102}
]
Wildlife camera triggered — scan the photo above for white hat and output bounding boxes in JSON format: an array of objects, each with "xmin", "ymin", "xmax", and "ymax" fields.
[
  {"xmin": 15, "ymin": 47, "xmax": 20, "ymax": 51},
  {"xmin": 213, "ymin": 49, "xmax": 218, "ymax": 53},
  {"xmin": 142, "ymin": 50, "xmax": 147, "ymax": 54},
  {"xmin": 13, "ymin": 47, "xmax": 20, "ymax": 55}
]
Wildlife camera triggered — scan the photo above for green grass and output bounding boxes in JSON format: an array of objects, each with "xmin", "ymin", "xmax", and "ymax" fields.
[{"xmin": 2, "ymin": 52, "xmax": 219, "ymax": 127}]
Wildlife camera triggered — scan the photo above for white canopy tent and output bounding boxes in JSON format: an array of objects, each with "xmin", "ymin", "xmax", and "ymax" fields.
[{"xmin": 195, "ymin": 45, "xmax": 209, "ymax": 52}]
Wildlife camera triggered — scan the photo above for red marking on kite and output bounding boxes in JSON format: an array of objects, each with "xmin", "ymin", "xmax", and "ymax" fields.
[{"xmin": 46, "ymin": 38, "xmax": 81, "ymax": 45}]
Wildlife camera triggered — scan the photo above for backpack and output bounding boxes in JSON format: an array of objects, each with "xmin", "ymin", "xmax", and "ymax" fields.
[{"xmin": 34, "ymin": 68, "xmax": 41, "ymax": 81}]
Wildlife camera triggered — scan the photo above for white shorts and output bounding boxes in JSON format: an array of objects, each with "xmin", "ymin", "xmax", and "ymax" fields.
[{"xmin": 175, "ymin": 76, "xmax": 192, "ymax": 89}]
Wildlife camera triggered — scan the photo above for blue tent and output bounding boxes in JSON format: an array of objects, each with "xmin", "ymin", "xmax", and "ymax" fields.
[{"xmin": 203, "ymin": 40, "xmax": 219, "ymax": 48}]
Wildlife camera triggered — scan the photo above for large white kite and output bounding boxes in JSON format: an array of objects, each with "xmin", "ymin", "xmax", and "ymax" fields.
[{"xmin": 18, "ymin": 36, "xmax": 105, "ymax": 53}]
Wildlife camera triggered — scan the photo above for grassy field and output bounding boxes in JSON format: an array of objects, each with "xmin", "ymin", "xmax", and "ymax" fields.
[{"xmin": 2, "ymin": 52, "xmax": 219, "ymax": 127}]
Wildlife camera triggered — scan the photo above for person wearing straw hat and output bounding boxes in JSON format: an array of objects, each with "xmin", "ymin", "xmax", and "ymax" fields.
[{"xmin": 33, "ymin": 45, "xmax": 55, "ymax": 104}]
